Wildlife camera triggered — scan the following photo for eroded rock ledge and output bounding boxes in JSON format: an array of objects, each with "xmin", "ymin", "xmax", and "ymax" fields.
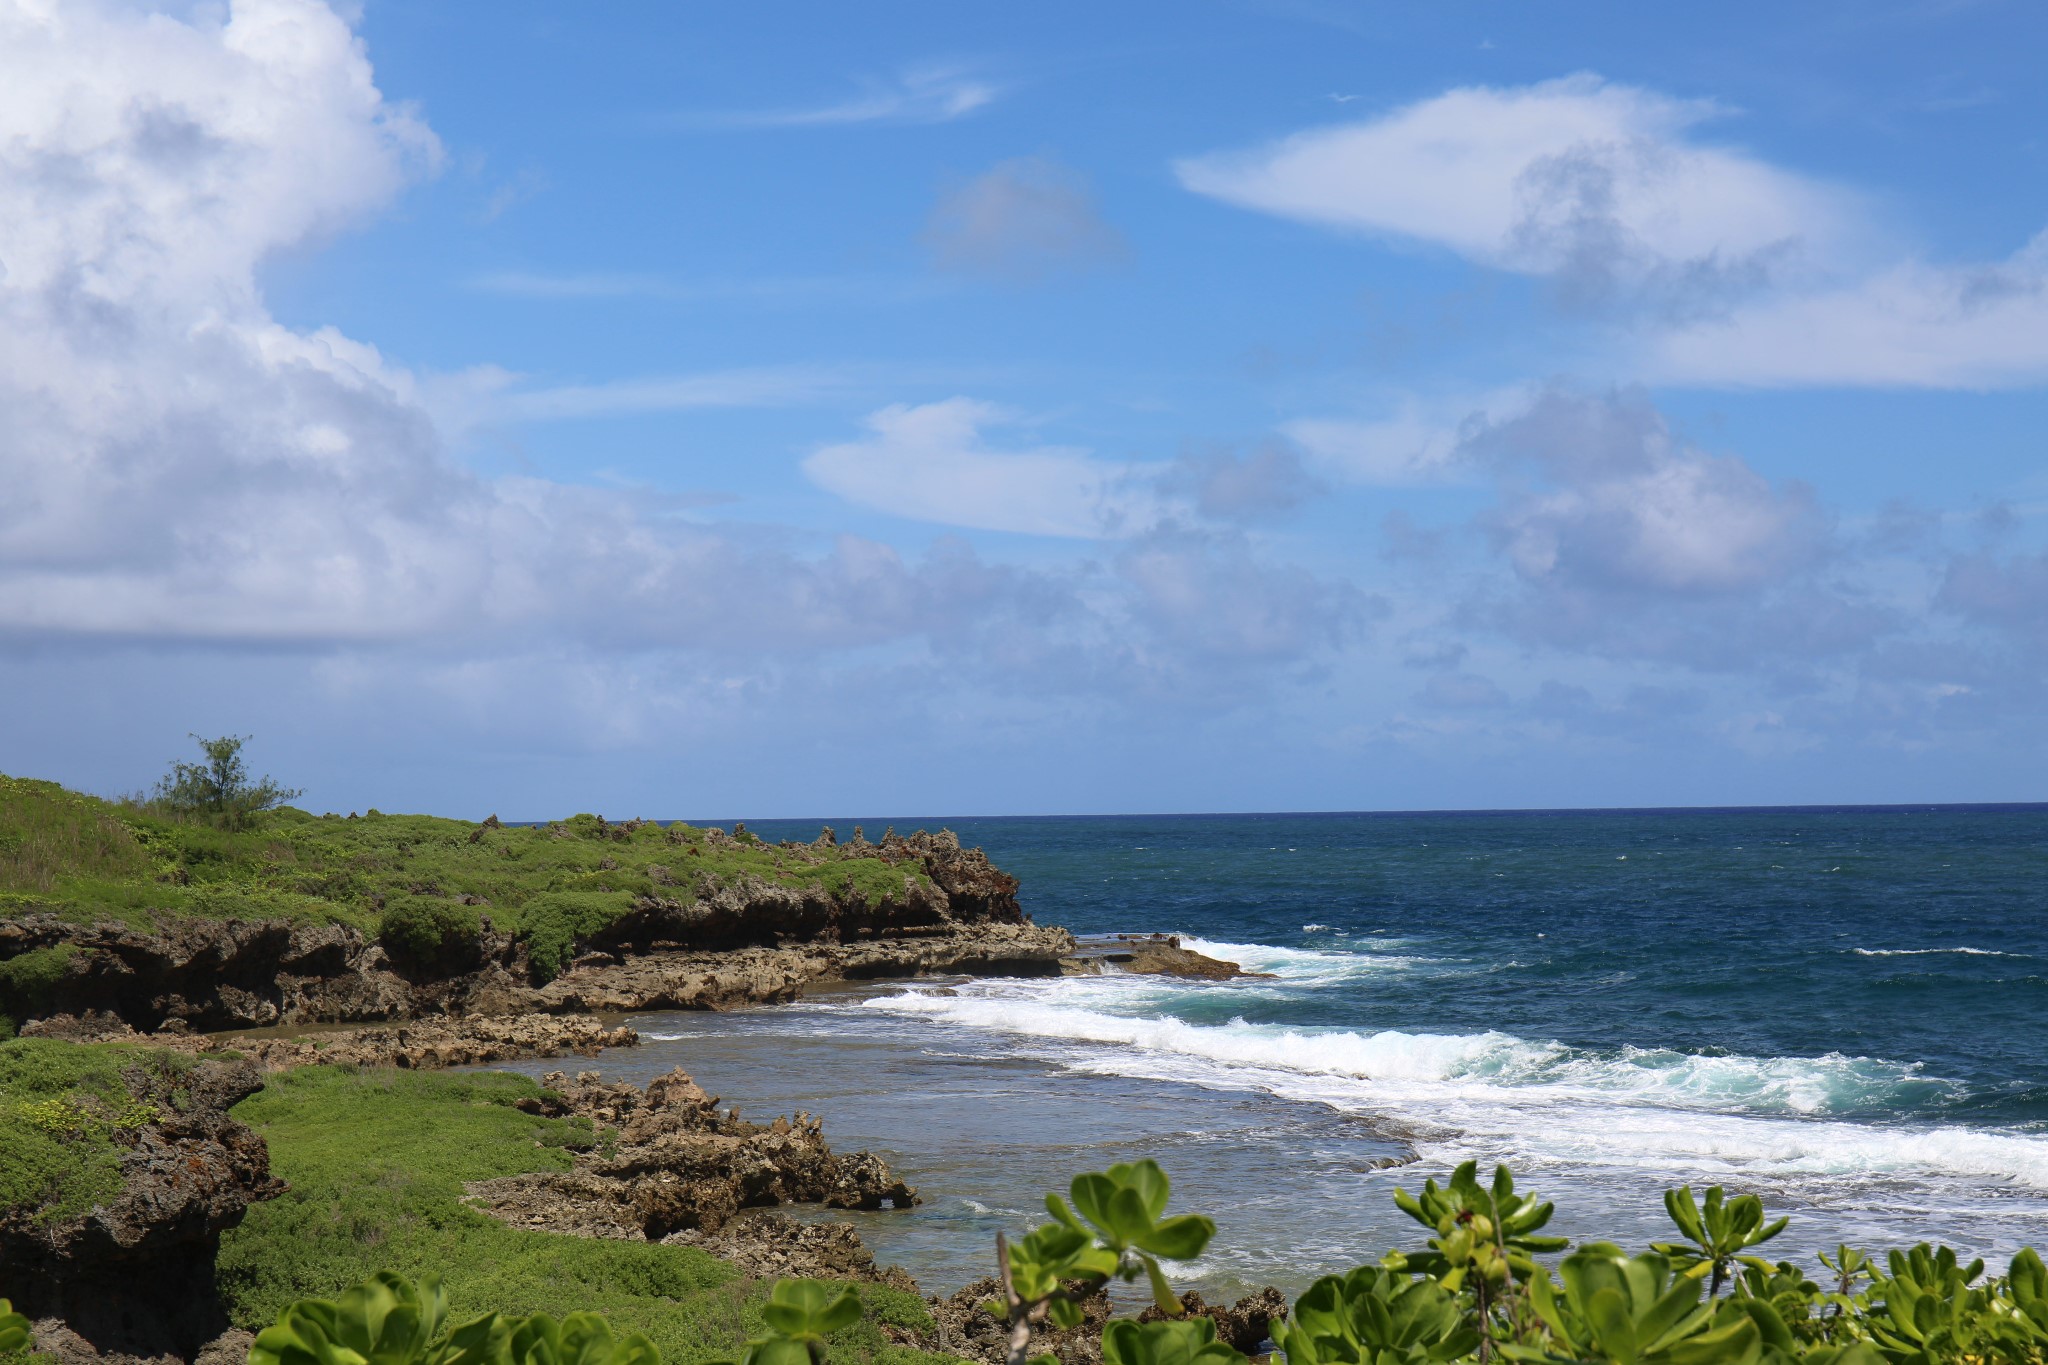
[
  {"xmin": 0, "ymin": 831, "xmax": 1054, "ymax": 1034},
  {"xmin": 517, "ymin": 921, "xmax": 1076, "ymax": 1014},
  {"xmin": 3, "ymin": 1057, "xmax": 282, "ymax": 1365},
  {"xmin": 465, "ymin": 1066, "xmax": 919, "ymax": 1284},
  {"xmin": 23, "ymin": 1011, "xmax": 638, "ymax": 1073}
]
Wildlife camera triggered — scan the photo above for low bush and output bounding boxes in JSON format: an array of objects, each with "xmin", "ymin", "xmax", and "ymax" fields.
[
  {"xmin": 378, "ymin": 900, "xmax": 485, "ymax": 974},
  {"xmin": 0, "ymin": 1038, "xmax": 193, "ymax": 1223}
]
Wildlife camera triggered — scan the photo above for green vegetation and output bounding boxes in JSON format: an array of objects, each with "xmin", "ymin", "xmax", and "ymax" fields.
[
  {"xmin": 248, "ymin": 1274, "xmax": 866, "ymax": 1365},
  {"xmin": 263, "ymin": 1148, "xmax": 2048, "ymax": 1365},
  {"xmin": 979, "ymin": 1155, "xmax": 2048, "ymax": 1365},
  {"xmin": 0, "ymin": 773, "xmax": 932, "ymax": 982},
  {"xmin": 0, "ymin": 1037, "xmax": 192, "ymax": 1222},
  {"xmin": 218, "ymin": 1065, "xmax": 949, "ymax": 1365},
  {"xmin": 153, "ymin": 735, "xmax": 304, "ymax": 832}
]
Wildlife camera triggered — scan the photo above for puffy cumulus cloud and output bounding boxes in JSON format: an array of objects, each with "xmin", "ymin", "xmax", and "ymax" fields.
[
  {"xmin": 1177, "ymin": 75, "xmax": 1860, "ymax": 312},
  {"xmin": 0, "ymin": 0, "xmax": 1361, "ymax": 709},
  {"xmin": 924, "ymin": 155, "xmax": 1127, "ymax": 284},
  {"xmin": 0, "ymin": 0, "xmax": 1376, "ymax": 757},
  {"xmin": 1456, "ymin": 389, "xmax": 1890, "ymax": 669},
  {"xmin": 1649, "ymin": 231, "xmax": 2048, "ymax": 388},
  {"xmin": 1473, "ymin": 389, "xmax": 1829, "ymax": 595},
  {"xmin": 0, "ymin": 0, "xmax": 463, "ymax": 640},
  {"xmin": 803, "ymin": 398, "xmax": 1168, "ymax": 538}
]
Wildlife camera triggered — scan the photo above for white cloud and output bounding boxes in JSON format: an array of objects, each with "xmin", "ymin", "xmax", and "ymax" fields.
[
  {"xmin": 1176, "ymin": 74, "xmax": 1859, "ymax": 298},
  {"xmin": 0, "ymin": 1, "xmax": 1008, "ymax": 650},
  {"xmin": 492, "ymin": 365, "xmax": 854, "ymax": 422},
  {"xmin": 803, "ymin": 399, "xmax": 1166, "ymax": 538},
  {"xmin": 1282, "ymin": 386, "xmax": 1534, "ymax": 486},
  {"xmin": 1649, "ymin": 230, "xmax": 2048, "ymax": 388},
  {"xmin": 1473, "ymin": 389, "xmax": 1828, "ymax": 595},
  {"xmin": 925, "ymin": 156, "xmax": 1126, "ymax": 283},
  {"xmin": 679, "ymin": 63, "xmax": 996, "ymax": 130}
]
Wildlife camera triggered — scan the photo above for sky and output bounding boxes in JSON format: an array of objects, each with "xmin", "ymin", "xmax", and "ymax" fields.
[{"xmin": 2, "ymin": 0, "xmax": 2047, "ymax": 818}]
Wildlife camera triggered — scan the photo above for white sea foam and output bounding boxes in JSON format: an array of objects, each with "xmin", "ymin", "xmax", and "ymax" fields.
[
  {"xmin": 1179, "ymin": 936, "xmax": 1429, "ymax": 978},
  {"xmin": 862, "ymin": 975, "xmax": 2048, "ymax": 1195},
  {"xmin": 1852, "ymin": 947, "xmax": 2019, "ymax": 958}
]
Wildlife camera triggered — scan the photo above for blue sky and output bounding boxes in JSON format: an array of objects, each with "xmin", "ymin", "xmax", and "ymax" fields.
[{"xmin": 3, "ymin": 0, "xmax": 2046, "ymax": 817}]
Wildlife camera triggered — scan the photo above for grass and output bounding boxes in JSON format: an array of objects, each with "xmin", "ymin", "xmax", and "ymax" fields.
[
  {"xmin": 0, "ymin": 1037, "xmax": 195, "ymax": 1223},
  {"xmin": 217, "ymin": 1065, "xmax": 954, "ymax": 1365},
  {"xmin": 0, "ymin": 773, "xmax": 935, "ymax": 982}
]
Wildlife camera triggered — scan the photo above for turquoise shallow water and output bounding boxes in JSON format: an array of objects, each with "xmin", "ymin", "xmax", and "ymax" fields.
[{"xmin": 505, "ymin": 805, "xmax": 2048, "ymax": 1292}]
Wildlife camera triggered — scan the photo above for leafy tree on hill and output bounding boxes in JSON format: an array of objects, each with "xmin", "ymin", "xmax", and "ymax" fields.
[{"xmin": 153, "ymin": 734, "xmax": 302, "ymax": 830}]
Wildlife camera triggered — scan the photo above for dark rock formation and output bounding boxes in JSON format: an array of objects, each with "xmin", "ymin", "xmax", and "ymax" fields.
[
  {"xmin": 21, "ymin": 1012, "xmax": 636, "ymax": 1073},
  {"xmin": 0, "ymin": 912, "xmax": 516, "ymax": 1033},
  {"xmin": 0, "ymin": 832, "xmax": 1037, "ymax": 1034},
  {"xmin": 3, "ymin": 1058, "xmax": 283, "ymax": 1365},
  {"xmin": 466, "ymin": 1066, "xmax": 917, "ymax": 1251},
  {"xmin": 1060, "ymin": 934, "xmax": 1261, "ymax": 981},
  {"xmin": 522, "ymin": 923, "xmax": 1075, "ymax": 1015}
]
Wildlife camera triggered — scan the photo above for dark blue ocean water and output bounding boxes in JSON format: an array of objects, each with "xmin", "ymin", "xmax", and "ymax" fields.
[{"xmin": 555, "ymin": 806, "xmax": 2048, "ymax": 1290}]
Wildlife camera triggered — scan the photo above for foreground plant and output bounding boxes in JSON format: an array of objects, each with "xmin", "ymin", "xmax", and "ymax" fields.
[
  {"xmin": 994, "ymin": 1158, "xmax": 1233, "ymax": 1365},
  {"xmin": 246, "ymin": 1273, "xmax": 848, "ymax": 1365},
  {"xmin": 261, "ymin": 1160, "xmax": 2048, "ymax": 1365}
]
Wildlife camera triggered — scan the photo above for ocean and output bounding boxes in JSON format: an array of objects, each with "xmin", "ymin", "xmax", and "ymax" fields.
[{"xmin": 500, "ymin": 806, "xmax": 2048, "ymax": 1295}]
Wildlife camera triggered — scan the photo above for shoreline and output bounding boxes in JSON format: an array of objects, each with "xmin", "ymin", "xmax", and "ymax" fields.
[{"xmin": 1, "ymin": 921, "xmax": 1267, "ymax": 1365}]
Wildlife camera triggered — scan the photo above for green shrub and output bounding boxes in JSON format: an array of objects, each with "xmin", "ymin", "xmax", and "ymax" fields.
[
  {"xmin": 0, "ymin": 944, "xmax": 80, "ymax": 1021},
  {"xmin": 514, "ymin": 893, "xmax": 628, "ymax": 984},
  {"xmin": 379, "ymin": 900, "xmax": 485, "ymax": 974},
  {"xmin": 0, "ymin": 1038, "xmax": 194, "ymax": 1223}
]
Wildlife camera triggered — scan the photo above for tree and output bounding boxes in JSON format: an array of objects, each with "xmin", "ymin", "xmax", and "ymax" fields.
[{"xmin": 153, "ymin": 734, "xmax": 303, "ymax": 829}]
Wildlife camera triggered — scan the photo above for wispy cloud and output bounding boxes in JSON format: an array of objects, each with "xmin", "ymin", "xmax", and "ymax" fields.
[
  {"xmin": 495, "ymin": 366, "xmax": 857, "ymax": 421},
  {"xmin": 464, "ymin": 270, "xmax": 950, "ymax": 306},
  {"xmin": 665, "ymin": 63, "xmax": 997, "ymax": 130}
]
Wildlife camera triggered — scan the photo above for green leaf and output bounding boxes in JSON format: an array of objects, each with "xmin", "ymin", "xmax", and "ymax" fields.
[
  {"xmin": 1137, "ymin": 1213, "xmax": 1216, "ymax": 1262},
  {"xmin": 1586, "ymin": 1286, "xmax": 1640, "ymax": 1365},
  {"xmin": 1143, "ymin": 1254, "xmax": 1183, "ymax": 1314}
]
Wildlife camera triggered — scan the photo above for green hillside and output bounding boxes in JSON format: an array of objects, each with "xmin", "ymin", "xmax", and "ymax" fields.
[{"xmin": 0, "ymin": 773, "xmax": 932, "ymax": 985}]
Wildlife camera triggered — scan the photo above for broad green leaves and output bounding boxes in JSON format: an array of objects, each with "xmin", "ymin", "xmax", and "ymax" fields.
[
  {"xmin": 247, "ymin": 1167, "xmax": 2048, "ymax": 1365},
  {"xmin": 1280, "ymin": 1266, "xmax": 1479, "ymax": 1365},
  {"xmin": 250, "ymin": 1272, "xmax": 460, "ymax": 1365},
  {"xmin": 1101, "ymin": 1318, "xmax": 1245, "ymax": 1365},
  {"xmin": 1654, "ymin": 1187, "xmax": 1789, "ymax": 1295},
  {"xmin": 739, "ymin": 1282, "xmax": 865, "ymax": 1365},
  {"xmin": 1517, "ymin": 1246, "xmax": 1760, "ymax": 1365},
  {"xmin": 0, "ymin": 1299, "xmax": 31, "ymax": 1355},
  {"xmin": 1040, "ymin": 1159, "xmax": 1217, "ymax": 1313}
]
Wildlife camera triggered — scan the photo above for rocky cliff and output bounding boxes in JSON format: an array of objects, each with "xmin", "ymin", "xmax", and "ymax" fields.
[
  {"xmin": 1, "ymin": 1052, "xmax": 281, "ymax": 1365},
  {"xmin": 1, "ymin": 828, "xmax": 1059, "ymax": 1034}
]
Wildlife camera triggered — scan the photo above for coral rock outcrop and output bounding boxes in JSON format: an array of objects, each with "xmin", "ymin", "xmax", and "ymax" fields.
[
  {"xmin": 3, "ymin": 1058, "xmax": 283, "ymax": 1365},
  {"xmin": 466, "ymin": 1067, "xmax": 917, "ymax": 1259}
]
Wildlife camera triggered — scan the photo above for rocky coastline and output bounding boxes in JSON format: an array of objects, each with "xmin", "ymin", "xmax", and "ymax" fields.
[{"xmin": 1, "ymin": 802, "xmax": 1275, "ymax": 1365}]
